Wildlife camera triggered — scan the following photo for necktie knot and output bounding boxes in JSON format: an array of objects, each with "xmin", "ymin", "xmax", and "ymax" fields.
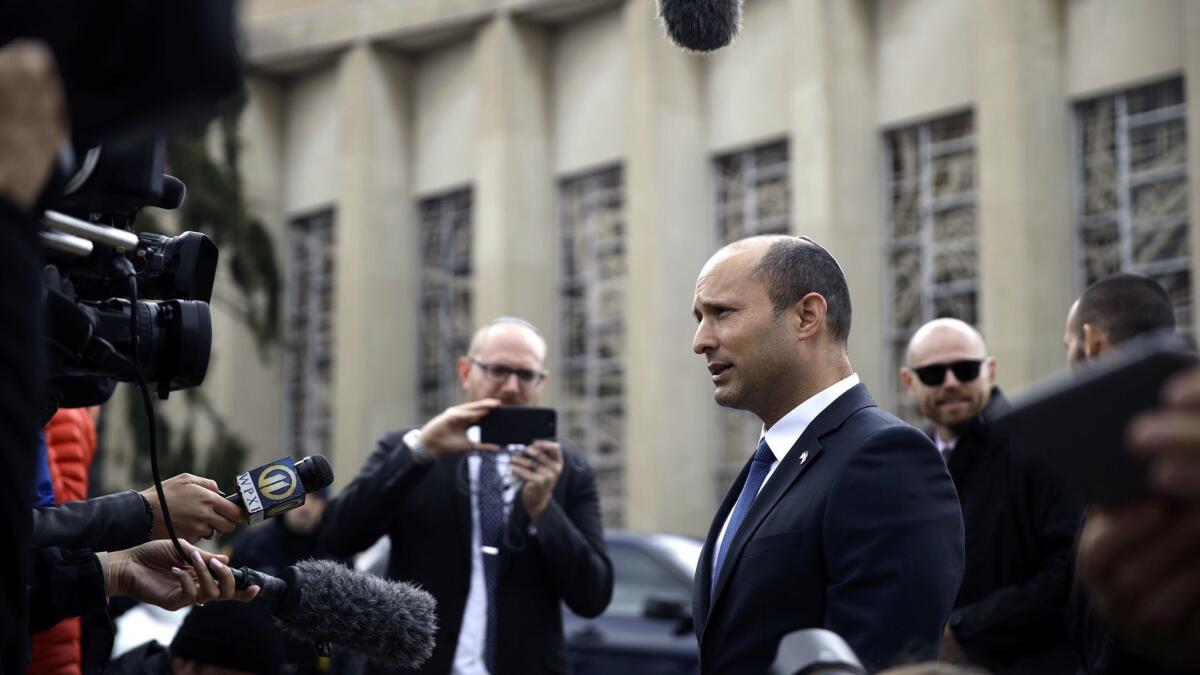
[{"xmin": 752, "ymin": 438, "xmax": 774, "ymax": 465}]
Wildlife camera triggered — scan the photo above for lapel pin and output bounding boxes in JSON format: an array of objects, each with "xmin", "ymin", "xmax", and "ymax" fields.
[{"xmin": 798, "ymin": 451, "xmax": 809, "ymax": 465}]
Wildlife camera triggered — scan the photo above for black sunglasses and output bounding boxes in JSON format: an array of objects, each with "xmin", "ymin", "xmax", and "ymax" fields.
[{"xmin": 911, "ymin": 359, "xmax": 985, "ymax": 386}]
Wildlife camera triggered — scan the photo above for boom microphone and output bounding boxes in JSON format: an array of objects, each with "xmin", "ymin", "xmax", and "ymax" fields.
[
  {"xmin": 657, "ymin": 0, "xmax": 743, "ymax": 52},
  {"xmin": 225, "ymin": 455, "xmax": 334, "ymax": 524},
  {"xmin": 232, "ymin": 559, "xmax": 437, "ymax": 669}
]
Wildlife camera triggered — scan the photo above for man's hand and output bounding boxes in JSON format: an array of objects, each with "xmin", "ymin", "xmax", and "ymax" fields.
[
  {"xmin": 1076, "ymin": 503, "xmax": 1200, "ymax": 669},
  {"xmin": 510, "ymin": 440, "xmax": 563, "ymax": 526},
  {"xmin": 141, "ymin": 474, "xmax": 245, "ymax": 543},
  {"xmin": 0, "ymin": 41, "xmax": 66, "ymax": 209},
  {"xmin": 418, "ymin": 399, "xmax": 502, "ymax": 459},
  {"xmin": 106, "ymin": 540, "xmax": 260, "ymax": 611},
  {"xmin": 1129, "ymin": 366, "xmax": 1200, "ymax": 501}
]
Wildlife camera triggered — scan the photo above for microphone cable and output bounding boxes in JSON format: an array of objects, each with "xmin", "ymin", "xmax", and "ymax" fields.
[{"xmin": 121, "ymin": 257, "xmax": 189, "ymax": 563}]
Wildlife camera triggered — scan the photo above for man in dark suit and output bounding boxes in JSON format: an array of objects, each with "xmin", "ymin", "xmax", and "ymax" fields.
[
  {"xmin": 690, "ymin": 235, "xmax": 965, "ymax": 674},
  {"xmin": 319, "ymin": 318, "xmax": 612, "ymax": 675},
  {"xmin": 901, "ymin": 318, "xmax": 1080, "ymax": 673}
]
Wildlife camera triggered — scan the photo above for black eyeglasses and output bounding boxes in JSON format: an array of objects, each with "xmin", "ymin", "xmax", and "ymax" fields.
[
  {"xmin": 911, "ymin": 359, "xmax": 985, "ymax": 386},
  {"xmin": 469, "ymin": 358, "xmax": 545, "ymax": 387}
]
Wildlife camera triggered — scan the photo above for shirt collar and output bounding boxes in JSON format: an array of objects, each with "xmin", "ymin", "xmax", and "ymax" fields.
[
  {"xmin": 935, "ymin": 434, "xmax": 958, "ymax": 457},
  {"xmin": 759, "ymin": 373, "xmax": 861, "ymax": 462}
]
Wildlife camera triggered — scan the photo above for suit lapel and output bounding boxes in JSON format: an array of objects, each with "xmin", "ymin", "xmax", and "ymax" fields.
[
  {"xmin": 694, "ymin": 458, "xmax": 752, "ymax": 639},
  {"xmin": 706, "ymin": 384, "xmax": 876, "ymax": 622},
  {"xmin": 452, "ymin": 454, "xmax": 472, "ymax": 561}
]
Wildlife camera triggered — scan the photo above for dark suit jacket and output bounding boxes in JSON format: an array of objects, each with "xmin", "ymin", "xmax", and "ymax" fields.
[
  {"xmin": 320, "ymin": 429, "xmax": 613, "ymax": 674},
  {"xmin": 938, "ymin": 389, "xmax": 1081, "ymax": 673},
  {"xmin": 692, "ymin": 384, "xmax": 965, "ymax": 674}
]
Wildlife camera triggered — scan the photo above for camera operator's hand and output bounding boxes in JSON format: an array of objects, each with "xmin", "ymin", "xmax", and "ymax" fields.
[
  {"xmin": 511, "ymin": 440, "xmax": 563, "ymax": 526},
  {"xmin": 105, "ymin": 539, "xmax": 260, "ymax": 611},
  {"xmin": 1076, "ymin": 502, "xmax": 1200, "ymax": 670},
  {"xmin": 1128, "ymin": 366, "xmax": 1200, "ymax": 502},
  {"xmin": 0, "ymin": 40, "xmax": 66, "ymax": 210},
  {"xmin": 418, "ymin": 399, "xmax": 502, "ymax": 459},
  {"xmin": 141, "ymin": 474, "xmax": 245, "ymax": 543}
]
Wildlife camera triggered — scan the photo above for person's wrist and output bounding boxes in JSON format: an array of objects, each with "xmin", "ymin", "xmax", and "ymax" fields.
[
  {"xmin": 405, "ymin": 428, "xmax": 436, "ymax": 463},
  {"xmin": 102, "ymin": 550, "xmax": 127, "ymax": 597}
]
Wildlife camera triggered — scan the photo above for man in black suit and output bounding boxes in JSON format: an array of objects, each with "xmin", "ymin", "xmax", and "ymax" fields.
[
  {"xmin": 319, "ymin": 317, "xmax": 612, "ymax": 675},
  {"xmin": 901, "ymin": 318, "xmax": 1080, "ymax": 673},
  {"xmin": 690, "ymin": 235, "xmax": 965, "ymax": 674}
]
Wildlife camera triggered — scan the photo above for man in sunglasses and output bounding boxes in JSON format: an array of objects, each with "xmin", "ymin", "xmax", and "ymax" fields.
[
  {"xmin": 901, "ymin": 318, "xmax": 1081, "ymax": 674},
  {"xmin": 319, "ymin": 317, "xmax": 612, "ymax": 675}
]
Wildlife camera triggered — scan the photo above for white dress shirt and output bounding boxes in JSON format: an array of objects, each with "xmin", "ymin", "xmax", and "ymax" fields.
[
  {"xmin": 712, "ymin": 373, "xmax": 861, "ymax": 578},
  {"xmin": 935, "ymin": 434, "xmax": 958, "ymax": 463},
  {"xmin": 453, "ymin": 430, "xmax": 519, "ymax": 675}
]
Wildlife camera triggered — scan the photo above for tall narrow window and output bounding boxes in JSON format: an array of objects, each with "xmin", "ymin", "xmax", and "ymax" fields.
[
  {"xmin": 284, "ymin": 209, "xmax": 336, "ymax": 459},
  {"xmin": 884, "ymin": 111, "xmax": 979, "ymax": 423},
  {"xmin": 418, "ymin": 189, "xmax": 473, "ymax": 422},
  {"xmin": 712, "ymin": 140, "xmax": 790, "ymax": 496},
  {"xmin": 560, "ymin": 167, "xmax": 625, "ymax": 526},
  {"xmin": 1076, "ymin": 78, "xmax": 1191, "ymax": 328}
]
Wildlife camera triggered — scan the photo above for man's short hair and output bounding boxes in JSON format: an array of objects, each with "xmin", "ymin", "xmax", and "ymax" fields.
[
  {"xmin": 1076, "ymin": 272, "xmax": 1176, "ymax": 344},
  {"xmin": 751, "ymin": 236, "xmax": 852, "ymax": 345}
]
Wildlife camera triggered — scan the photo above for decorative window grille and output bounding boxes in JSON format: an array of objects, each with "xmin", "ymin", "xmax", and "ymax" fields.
[
  {"xmin": 1075, "ymin": 78, "xmax": 1191, "ymax": 329},
  {"xmin": 560, "ymin": 167, "xmax": 626, "ymax": 527},
  {"xmin": 712, "ymin": 140, "xmax": 790, "ymax": 496},
  {"xmin": 284, "ymin": 209, "xmax": 337, "ymax": 460},
  {"xmin": 418, "ymin": 189, "xmax": 473, "ymax": 422},
  {"xmin": 884, "ymin": 111, "xmax": 979, "ymax": 423}
]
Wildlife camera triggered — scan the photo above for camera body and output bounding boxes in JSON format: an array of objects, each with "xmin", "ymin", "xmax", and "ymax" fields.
[{"xmin": 41, "ymin": 139, "xmax": 219, "ymax": 415}]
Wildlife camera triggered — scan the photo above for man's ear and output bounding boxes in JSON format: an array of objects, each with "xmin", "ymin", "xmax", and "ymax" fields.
[
  {"xmin": 457, "ymin": 356, "xmax": 472, "ymax": 389},
  {"xmin": 1082, "ymin": 323, "xmax": 1111, "ymax": 359},
  {"xmin": 793, "ymin": 292, "xmax": 827, "ymax": 340},
  {"xmin": 899, "ymin": 367, "xmax": 916, "ymax": 394}
]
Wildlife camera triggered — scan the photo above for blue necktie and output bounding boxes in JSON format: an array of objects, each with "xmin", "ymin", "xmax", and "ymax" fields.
[
  {"xmin": 477, "ymin": 453, "xmax": 505, "ymax": 672},
  {"xmin": 712, "ymin": 438, "xmax": 775, "ymax": 594}
]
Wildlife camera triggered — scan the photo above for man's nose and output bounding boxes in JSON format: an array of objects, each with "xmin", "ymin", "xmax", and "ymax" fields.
[
  {"xmin": 942, "ymin": 370, "xmax": 961, "ymax": 387},
  {"xmin": 693, "ymin": 321, "xmax": 715, "ymax": 355},
  {"xmin": 499, "ymin": 372, "xmax": 523, "ymax": 395}
]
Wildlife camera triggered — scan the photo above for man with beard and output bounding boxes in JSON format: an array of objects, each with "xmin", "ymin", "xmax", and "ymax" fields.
[
  {"xmin": 319, "ymin": 318, "xmax": 612, "ymax": 675},
  {"xmin": 901, "ymin": 318, "xmax": 1081, "ymax": 673}
]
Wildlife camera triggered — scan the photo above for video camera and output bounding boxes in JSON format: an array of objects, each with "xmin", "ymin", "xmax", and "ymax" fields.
[{"xmin": 1, "ymin": 1, "xmax": 243, "ymax": 417}]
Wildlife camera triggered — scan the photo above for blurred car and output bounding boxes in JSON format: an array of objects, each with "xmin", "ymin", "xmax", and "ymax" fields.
[{"xmin": 564, "ymin": 530, "xmax": 703, "ymax": 675}]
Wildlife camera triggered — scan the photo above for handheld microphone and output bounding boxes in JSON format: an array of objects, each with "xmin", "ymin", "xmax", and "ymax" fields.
[
  {"xmin": 226, "ymin": 455, "xmax": 333, "ymax": 525},
  {"xmin": 231, "ymin": 559, "xmax": 437, "ymax": 669},
  {"xmin": 657, "ymin": 0, "xmax": 743, "ymax": 52}
]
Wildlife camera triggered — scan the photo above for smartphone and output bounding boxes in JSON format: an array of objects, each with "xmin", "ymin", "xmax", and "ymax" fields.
[
  {"xmin": 478, "ymin": 406, "xmax": 557, "ymax": 446},
  {"xmin": 995, "ymin": 332, "xmax": 1196, "ymax": 506}
]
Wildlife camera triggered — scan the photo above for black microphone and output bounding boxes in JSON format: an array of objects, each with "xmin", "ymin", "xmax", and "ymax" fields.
[
  {"xmin": 657, "ymin": 0, "xmax": 743, "ymax": 52},
  {"xmin": 232, "ymin": 559, "xmax": 437, "ymax": 669},
  {"xmin": 225, "ymin": 455, "xmax": 333, "ymax": 524}
]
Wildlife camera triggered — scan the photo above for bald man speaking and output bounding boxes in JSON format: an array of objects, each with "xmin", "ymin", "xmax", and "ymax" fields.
[{"xmin": 901, "ymin": 319, "xmax": 1081, "ymax": 674}]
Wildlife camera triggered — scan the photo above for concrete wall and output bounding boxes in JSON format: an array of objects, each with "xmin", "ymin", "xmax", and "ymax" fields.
[
  {"xmin": 414, "ymin": 39, "xmax": 479, "ymax": 196},
  {"xmin": 875, "ymin": 0, "xmax": 976, "ymax": 126},
  {"xmin": 552, "ymin": 7, "xmax": 626, "ymax": 175},
  {"xmin": 706, "ymin": 0, "xmax": 790, "ymax": 153},
  {"xmin": 282, "ymin": 65, "xmax": 342, "ymax": 214},
  {"xmin": 163, "ymin": 0, "xmax": 1192, "ymax": 535},
  {"xmin": 1066, "ymin": 0, "xmax": 1185, "ymax": 98}
]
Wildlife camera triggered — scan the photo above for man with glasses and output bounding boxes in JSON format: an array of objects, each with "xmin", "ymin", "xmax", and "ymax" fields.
[
  {"xmin": 319, "ymin": 317, "xmax": 613, "ymax": 675},
  {"xmin": 901, "ymin": 318, "xmax": 1081, "ymax": 674}
]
